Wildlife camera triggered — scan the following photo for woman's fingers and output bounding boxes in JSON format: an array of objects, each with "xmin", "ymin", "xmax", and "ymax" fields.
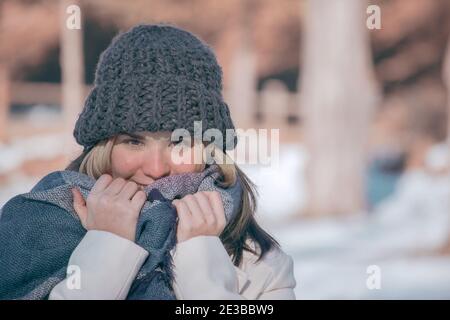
[
  {"xmin": 130, "ymin": 190, "xmax": 147, "ymax": 212},
  {"xmin": 173, "ymin": 199, "xmax": 193, "ymax": 241},
  {"xmin": 173, "ymin": 199, "xmax": 192, "ymax": 218},
  {"xmin": 71, "ymin": 188, "xmax": 88, "ymax": 228},
  {"xmin": 182, "ymin": 194, "xmax": 208, "ymax": 226},
  {"xmin": 173, "ymin": 191, "xmax": 226, "ymax": 243},
  {"xmin": 103, "ymin": 177, "xmax": 127, "ymax": 196},
  {"xmin": 192, "ymin": 192, "xmax": 217, "ymax": 227},
  {"xmin": 90, "ymin": 174, "xmax": 113, "ymax": 195},
  {"xmin": 118, "ymin": 181, "xmax": 140, "ymax": 201},
  {"xmin": 204, "ymin": 191, "xmax": 226, "ymax": 230}
]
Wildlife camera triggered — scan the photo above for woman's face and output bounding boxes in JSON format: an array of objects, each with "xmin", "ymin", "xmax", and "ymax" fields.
[{"xmin": 110, "ymin": 131, "xmax": 202, "ymax": 187}]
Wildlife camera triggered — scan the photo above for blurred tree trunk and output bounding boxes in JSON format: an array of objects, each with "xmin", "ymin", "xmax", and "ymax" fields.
[
  {"xmin": 0, "ymin": 63, "xmax": 9, "ymax": 143},
  {"xmin": 300, "ymin": 0, "xmax": 380, "ymax": 216},
  {"xmin": 60, "ymin": 0, "xmax": 84, "ymax": 159},
  {"xmin": 440, "ymin": 33, "xmax": 450, "ymax": 255},
  {"xmin": 227, "ymin": 0, "xmax": 257, "ymax": 130},
  {"xmin": 0, "ymin": 1, "xmax": 8, "ymax": 144}
]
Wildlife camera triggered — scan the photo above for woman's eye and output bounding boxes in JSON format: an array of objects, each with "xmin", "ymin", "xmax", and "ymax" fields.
[{"xmin": 126, "ymin": 139, "xmax": 142, "ymax": 146}]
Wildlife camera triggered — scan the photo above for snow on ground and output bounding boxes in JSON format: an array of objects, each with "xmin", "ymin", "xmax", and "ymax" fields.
[
  {"xmin": 0, "ymin": 133, "xmax": 66, "ymax": 174},
  {"xmin": 266, "ymin": 214, "xmax": 450, "ymax": 299},
  {"xmin": 239, "ymin": 143, "xmax": 308, "ymax": 223},
  {"xmin": 0, "ymin": 132, "xmax": 66, "ymax": 208},
  {"xmin": 240, "ymin": 143, "xmax": 450, "ymax": 299},
  {"xmin": 0, "ymin": 173, "xmax": 41, "ymax": 209}
]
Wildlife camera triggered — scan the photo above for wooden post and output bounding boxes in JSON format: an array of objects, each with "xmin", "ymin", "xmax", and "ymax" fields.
[
  {"xmin": 0, "ymin": 0, "xmax": 9, "ymax": 144},
  {"xmin": 59, "ymin": 0, "xmax": 85, "ymax": 161},
  {"xmin": 300, "ymin": 0, "xmax": 380, "ymax": 216},
  {"xmin": 259, "ymin": 80, "xmax": 291, "ymax": 128},
  {"xmin": 226, "ymin": 0, "xmax": 257, "ymax": 130},
  {"xmin": 444, "ymin": 36, "xmax": 450, "ymax": 165},
  {"xmin": 0, "ymin": 63, "xmax": 9, "ymax": 143},
  {"xmin": 440, "ymin": 34, "xmax": 450, "ymax": 254}
]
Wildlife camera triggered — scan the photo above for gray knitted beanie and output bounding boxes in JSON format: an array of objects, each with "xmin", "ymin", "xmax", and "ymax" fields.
[{"xmin": 73, "ymin": 23, "xmax": 237, "ymax": 151}]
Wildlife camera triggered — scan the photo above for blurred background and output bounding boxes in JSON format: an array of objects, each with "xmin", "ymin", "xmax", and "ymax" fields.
[{"xmin": 0, "ymin": 0, "xmax": 449, "ymax": 299}]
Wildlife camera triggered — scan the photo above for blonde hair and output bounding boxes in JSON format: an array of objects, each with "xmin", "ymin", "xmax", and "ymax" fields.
[{"xmin": 67, "ymin": 135, "xmax": 278, "ymax": 265}]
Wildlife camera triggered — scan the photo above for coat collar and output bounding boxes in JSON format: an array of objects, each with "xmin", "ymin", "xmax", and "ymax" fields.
[{"xmin": 235, "ymin": 267, "xmax": 250, "ymax": 293}]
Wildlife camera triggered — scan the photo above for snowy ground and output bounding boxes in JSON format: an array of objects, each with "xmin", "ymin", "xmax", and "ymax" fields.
[
  {"xmin": 1, "ymin": 131, "xmax": 449, "ymax": 299},
  {"xmin": 0, "ymin": 132, "xmax": 65, "ymax": 208},
  {"xmin": 242, "ymin": 143, "xmax": 450, "ymax": 299}
]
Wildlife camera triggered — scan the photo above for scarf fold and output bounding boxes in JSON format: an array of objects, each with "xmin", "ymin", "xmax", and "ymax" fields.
[{"xmin": 0, "ymin": 164, "xmax": 242, "ymax": 300}]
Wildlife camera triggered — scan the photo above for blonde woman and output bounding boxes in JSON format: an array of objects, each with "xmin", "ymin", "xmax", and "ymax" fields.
[{"xmin": 0, "ymin": 24, "xmax": 296, "ymax": 300}]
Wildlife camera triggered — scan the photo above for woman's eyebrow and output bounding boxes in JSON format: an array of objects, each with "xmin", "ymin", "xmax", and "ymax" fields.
[
  {"xmin": 122, "ymin": 133, "xmax": 170, "ymax": 141},
  {"xmin": 123, "ymin": 133, "xmax": 147, "ymax": 140}
]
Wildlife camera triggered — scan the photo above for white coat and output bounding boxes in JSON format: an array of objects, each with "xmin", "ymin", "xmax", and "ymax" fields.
[{"xmin": 48, "ymin": 230, "xmax": 297, "ymax": 300}]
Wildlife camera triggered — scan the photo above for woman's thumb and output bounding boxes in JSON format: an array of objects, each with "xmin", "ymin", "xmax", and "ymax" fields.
[{"xmin": 71, "ymin": 188, "xmax": 88, "ymax": 227}]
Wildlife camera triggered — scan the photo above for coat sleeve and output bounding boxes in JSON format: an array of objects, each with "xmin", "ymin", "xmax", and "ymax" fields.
[
  {"xmin": 48, "ymin": 230, "xmax": 148, "ymax": 300},
  {"xmin": 170, "ymin": 236, "xmax": 297, "ymax": 300}
]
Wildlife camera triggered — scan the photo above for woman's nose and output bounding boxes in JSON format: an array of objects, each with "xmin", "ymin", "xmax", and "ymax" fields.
[{"xmin": 142, "ymin": 148, "xmax": 170, "ymax": 180}]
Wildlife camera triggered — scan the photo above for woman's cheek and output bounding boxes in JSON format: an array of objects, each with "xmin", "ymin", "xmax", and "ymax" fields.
[
  {"xmin": 169, "ymin": 153, "xmax": 199, "ymax": 174},
  {"xmin": 169, "ymin": 161, "xmax": 197, "ymax": 174},
  {"xmin": 111, "ymin": 147, "xmax": 140, "ymax": 176}
]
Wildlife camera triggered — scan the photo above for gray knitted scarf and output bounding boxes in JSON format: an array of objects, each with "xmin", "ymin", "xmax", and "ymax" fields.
[{"xmin": 0, "ymin": 164, "xmax": 243, "ymax": 300}]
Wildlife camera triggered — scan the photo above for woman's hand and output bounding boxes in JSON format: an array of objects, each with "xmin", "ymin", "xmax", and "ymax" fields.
[
  {"xmin": 71, "ymin": 174, "xmax": 147, "ymax": 242},
  {"xmin": 172, "ymin": 191, "xmax": 226, "ymax": 243}
]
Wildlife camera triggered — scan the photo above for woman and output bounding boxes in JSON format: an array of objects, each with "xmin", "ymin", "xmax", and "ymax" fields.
[{"xmin": 0, "ymin": 24, "xmax": 296, "ymax": 300}]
